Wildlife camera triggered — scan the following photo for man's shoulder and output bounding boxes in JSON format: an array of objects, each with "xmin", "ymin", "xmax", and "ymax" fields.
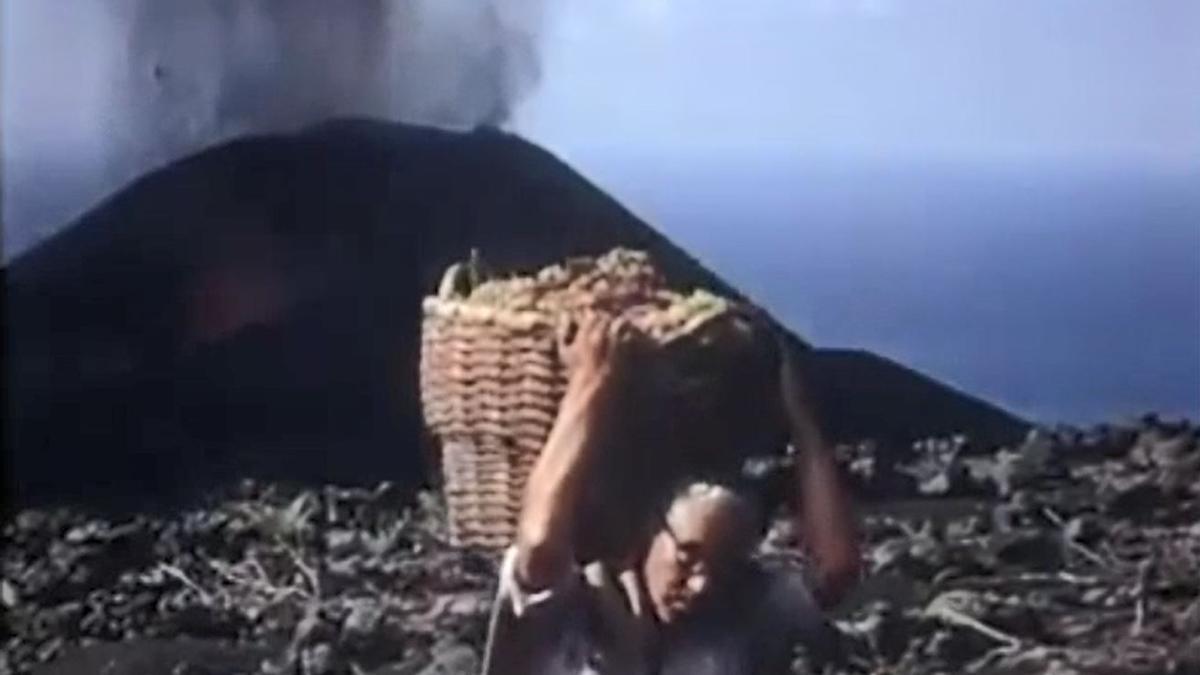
[
  {"xmin": 484, "ymin": 548, "xmax": 652, "ymax": 675},
  {"xmin": 744, "ymin": 560, "xmax": 823, "ymax": 630},
  {"xmin": 745, "ymin": 559, "xmax": 844, "ymax": 667},
  {"xmin": 497, "ymin": 545, "xmax": 585, "ymax": 617},
  {"xmin": 481, "ymin": 547, "xmax": 589, "ymax": 675}
]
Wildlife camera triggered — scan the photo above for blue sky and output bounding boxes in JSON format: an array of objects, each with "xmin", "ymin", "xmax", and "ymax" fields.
[{"xmin": 515, "ymin": 0, "xmax": 1200, "ymax": 167}]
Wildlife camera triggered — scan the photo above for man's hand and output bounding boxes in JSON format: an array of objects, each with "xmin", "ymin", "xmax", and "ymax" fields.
[{"xmin": 558, "ymin": 311, "xmax": 643, "ymax": 390}]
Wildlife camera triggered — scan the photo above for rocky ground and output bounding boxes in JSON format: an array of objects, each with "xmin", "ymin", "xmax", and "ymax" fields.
[{"xmin": 4, "ymin": 416, "xmax": 1198, "ymax": 675}]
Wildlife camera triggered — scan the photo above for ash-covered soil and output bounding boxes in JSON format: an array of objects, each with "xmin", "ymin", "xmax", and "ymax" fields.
[{"xmin": 4, "ymin": 417, "xmax": 1198, "ymax": 675}]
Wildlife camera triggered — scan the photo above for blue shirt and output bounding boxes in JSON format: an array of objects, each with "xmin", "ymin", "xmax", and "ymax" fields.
[{"xmin": 481, "ymin": 547, "xmax": 832, "ymax": 675}]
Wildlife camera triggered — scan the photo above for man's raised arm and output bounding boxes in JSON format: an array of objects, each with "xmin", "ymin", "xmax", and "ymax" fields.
[
  {"xmin": 513, "ymin": 314, "xmax": 634, "ymax": 591},
  {"xmin": 779, "ymin": 341, "xmax": 861, "ymax": 608}
]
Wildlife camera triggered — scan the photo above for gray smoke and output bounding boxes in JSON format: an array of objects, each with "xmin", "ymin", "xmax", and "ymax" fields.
[
  {"xmin": 2, "ymin": 0, "xmax": 546, "ymax": 259},
  {"xmin": 114, "ymin": 0, "xmax": 543, "ymax": 171}
]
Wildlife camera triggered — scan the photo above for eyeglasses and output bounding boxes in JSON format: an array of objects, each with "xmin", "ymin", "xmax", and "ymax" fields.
[{"xmin": 658, "ymin": 516, "xmax": 733, "ymax": 582}]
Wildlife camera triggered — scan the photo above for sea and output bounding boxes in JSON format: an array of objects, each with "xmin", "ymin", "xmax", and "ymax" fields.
[{"xmin": 583, "ymin": 158, "xmax": 1200, "ymax": 427}]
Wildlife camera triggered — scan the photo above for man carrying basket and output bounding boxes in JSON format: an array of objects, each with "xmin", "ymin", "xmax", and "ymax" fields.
[{"xmin": 480, "ymin": 312, "xmax": 861, "ymax": 674}]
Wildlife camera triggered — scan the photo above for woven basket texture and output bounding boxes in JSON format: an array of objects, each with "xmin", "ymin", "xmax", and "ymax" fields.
[{"xmin": 420, "ymin": 248, "xmax": 773, "ymax": 550}]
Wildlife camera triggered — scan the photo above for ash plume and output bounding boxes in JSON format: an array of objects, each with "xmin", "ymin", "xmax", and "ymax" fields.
[
  {"xmin": 115, "ymin": 0, "xmax": 544, "ymax": 167},
  {"xmin": 3, "ymin": 0, "xmax": 546, "ymax": 258}
]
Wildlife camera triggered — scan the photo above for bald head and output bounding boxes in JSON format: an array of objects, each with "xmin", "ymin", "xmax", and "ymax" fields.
[
  {"xmin": 665, "ymin": 481, "xmax": 761, "ymax": 557},
  {"xmin": 642, "ymin": 480, "xmax": 763, "ymax": 623}
]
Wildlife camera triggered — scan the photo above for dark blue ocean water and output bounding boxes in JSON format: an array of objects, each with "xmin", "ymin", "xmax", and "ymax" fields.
[{"xmin": 585, "ymin": 158, "xmax": 1200, "ymax": 426}]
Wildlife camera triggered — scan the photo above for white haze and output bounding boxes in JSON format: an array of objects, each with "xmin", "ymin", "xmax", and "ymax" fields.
[{"xmin": 2, "ymin": 0, "xmax": 545, "ymax": 259}]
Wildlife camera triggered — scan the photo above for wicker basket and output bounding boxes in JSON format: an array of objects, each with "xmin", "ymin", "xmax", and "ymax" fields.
[
  {"xmin": 419, "ymin": 249, "xmax": 772, "ymax": 550},
  {"xmin": 420, "ymin": 301, "xmax": 565, "ymax": 549}
]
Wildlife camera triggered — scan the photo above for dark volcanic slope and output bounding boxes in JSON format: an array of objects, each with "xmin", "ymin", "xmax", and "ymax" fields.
[
  {"xmin": 807, "ymin": 349, "xmax": 1028, "ymax": 449},
  {"xmin": 4, "ymin": 119, "xmax": 1027, "ymax": 509}
]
